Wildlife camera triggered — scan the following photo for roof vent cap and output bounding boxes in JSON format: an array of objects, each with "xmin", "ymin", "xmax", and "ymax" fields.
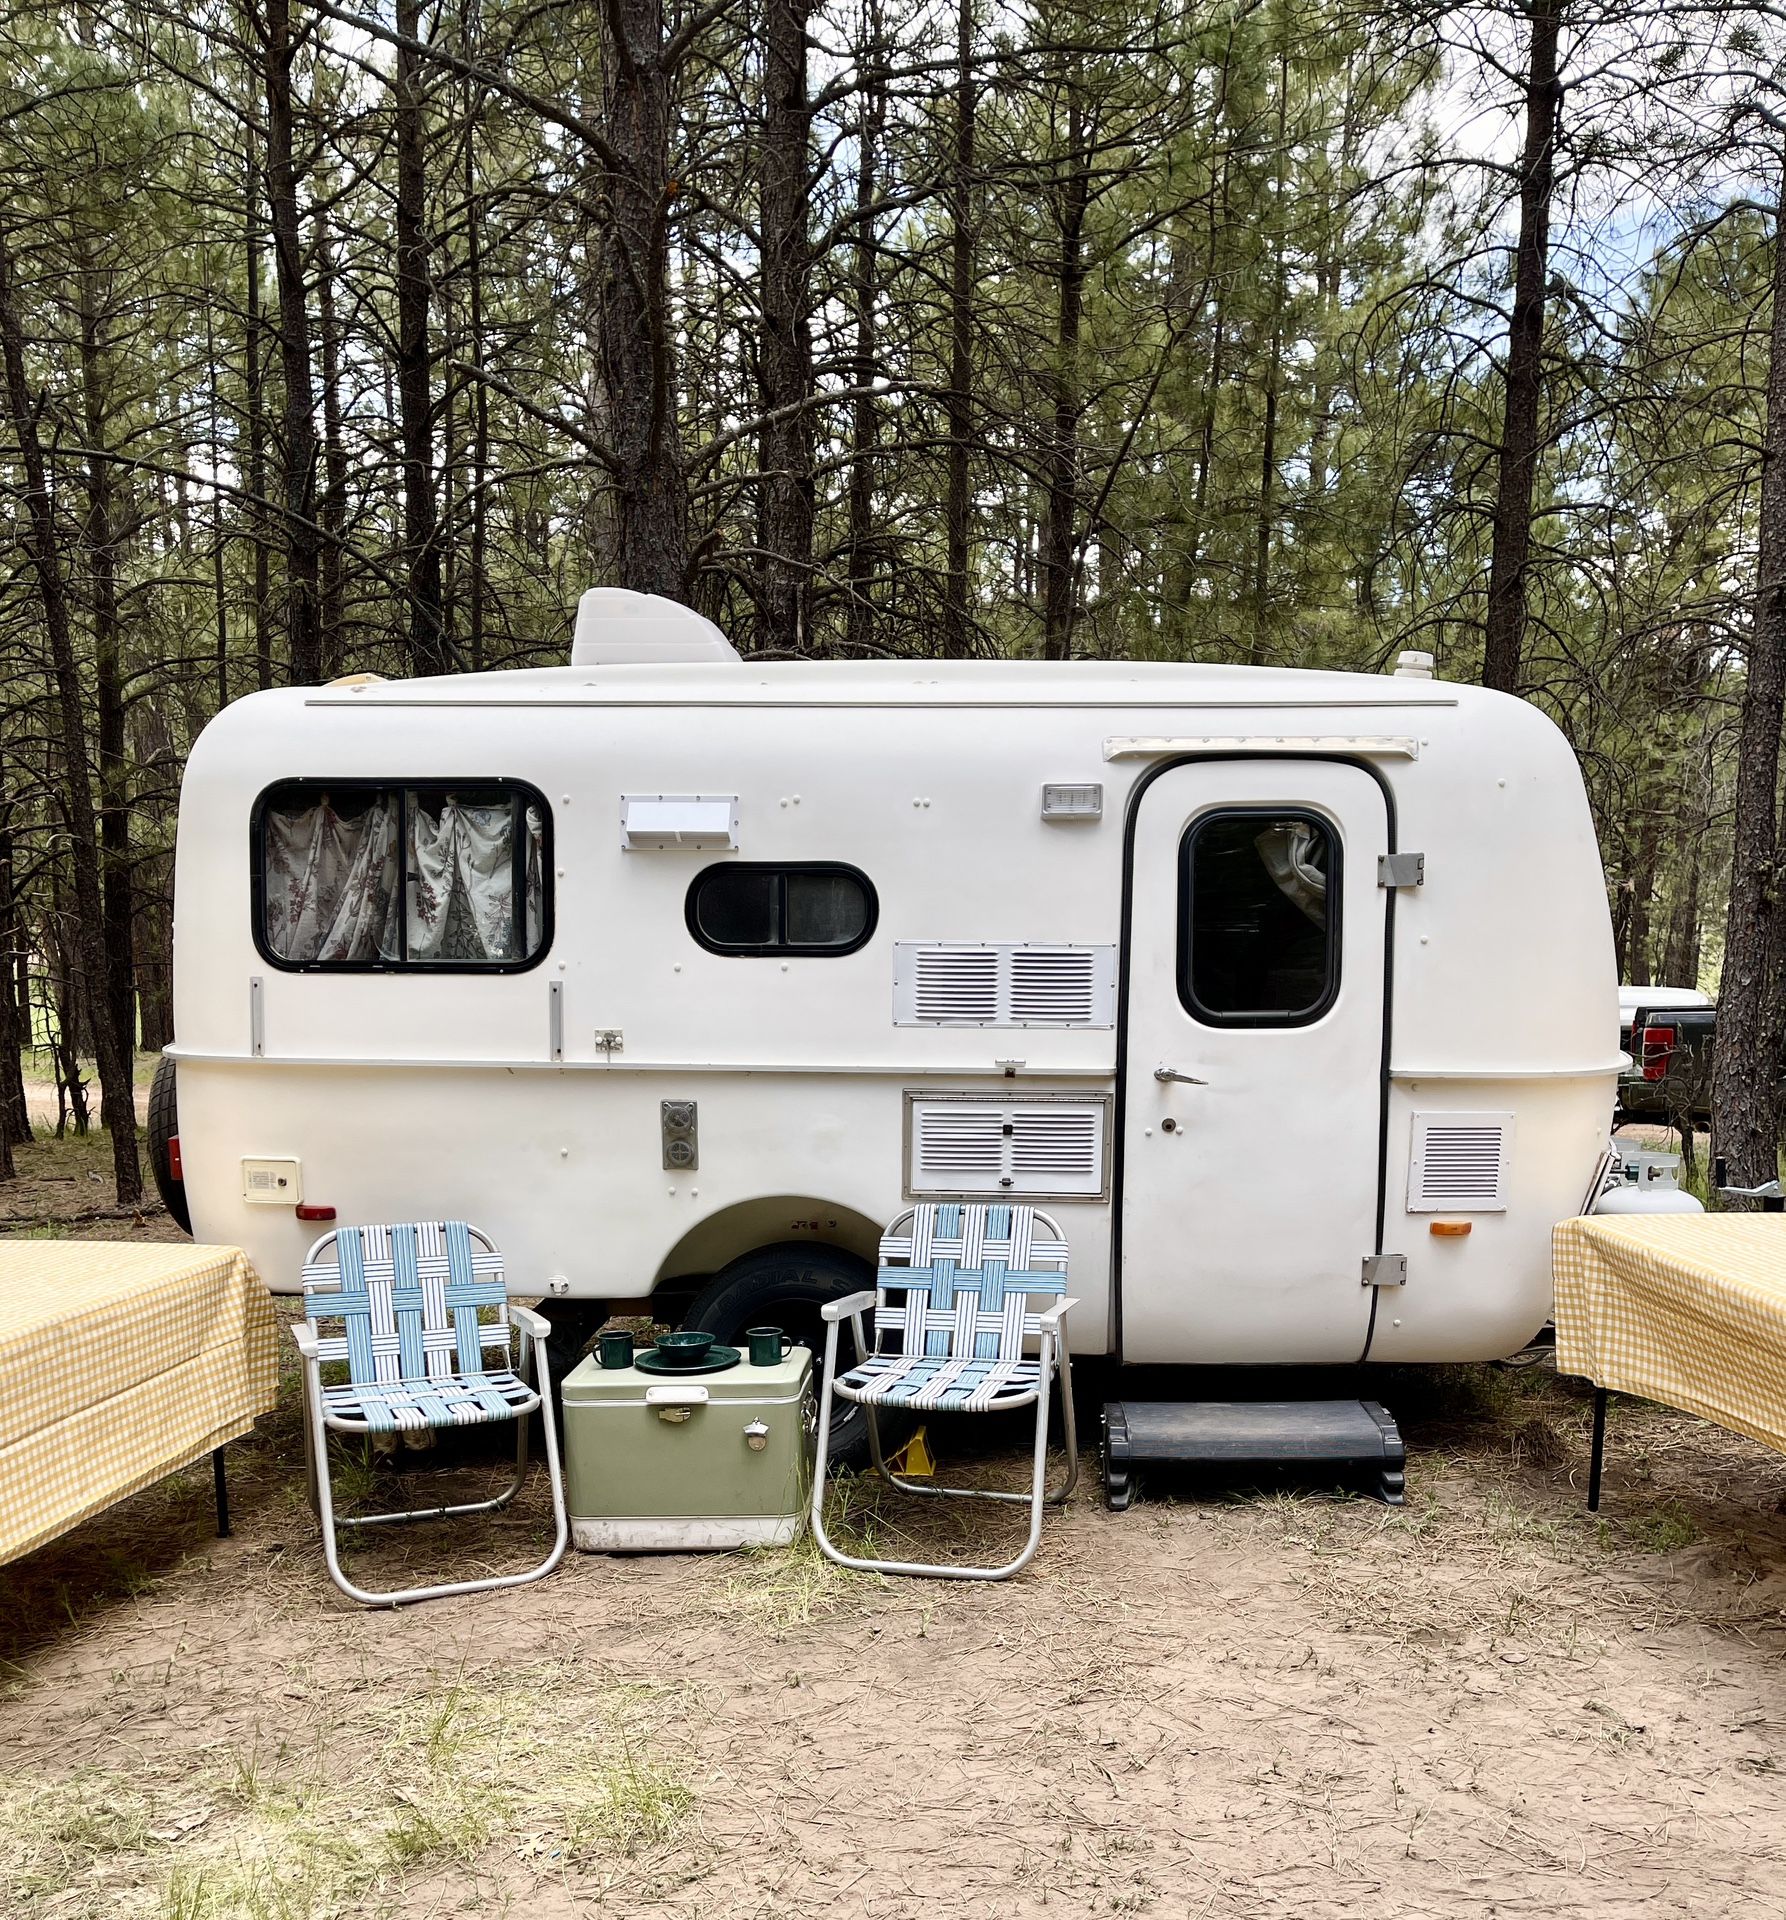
[
  {"xmin": 572, "ymin": 588, "xmax": 741, "ymax": 667},
  {"xmin": 1392, "ymin": 649, "xmax": 1435, "ymax": 680}
]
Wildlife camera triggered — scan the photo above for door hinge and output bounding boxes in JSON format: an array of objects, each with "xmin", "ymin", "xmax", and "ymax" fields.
[
  {"xmin": 1377, "ymin": 852, "xmax": 1425, "ymax": 889},
  {"xmin": 1362, "ymin": 1253, "xmax": 1407, "ymax": 1289}
]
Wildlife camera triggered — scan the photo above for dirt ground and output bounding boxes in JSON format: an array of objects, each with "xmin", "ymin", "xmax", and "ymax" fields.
[{"xmin": 5, "ymin": 1139, "xmax": 1786, "ymax": 1918}]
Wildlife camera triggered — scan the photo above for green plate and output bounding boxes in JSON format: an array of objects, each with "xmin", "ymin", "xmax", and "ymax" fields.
[{"xmin": 632, "ymin": 1343, "xmax": 743, "ymax": 1377}]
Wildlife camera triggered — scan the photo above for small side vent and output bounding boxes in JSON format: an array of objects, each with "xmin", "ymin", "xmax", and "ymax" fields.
[
  {"xmin": 906, "ymin": 1093, "xmax": 1110, "ymax": 1200},
  {"xmin": 911, "ymin": 947, "xmax": 1000, "ymax": 1025},
  {"xmin": 893, "ymin": 942, "xmax": 1116, "ymax": 1028},
  {"xmin": 1407, "ymin": 1111, "xmax": 1513, "ymax": 1213}
]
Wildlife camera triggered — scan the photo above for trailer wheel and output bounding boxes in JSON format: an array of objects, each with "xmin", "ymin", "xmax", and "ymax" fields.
[
  {"xmin": 147, "ymin": 1054, "xmax": 191, "ymax": 1235},
  {"xmin": 682, "ymin": 1244, "xmax": 901, "ymax": 1468}
]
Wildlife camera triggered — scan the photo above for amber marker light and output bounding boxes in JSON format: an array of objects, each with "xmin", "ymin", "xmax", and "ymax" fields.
[{"xmin": 1429, "ymin": 1220, "xmax": 1472, "ymax": 1237}]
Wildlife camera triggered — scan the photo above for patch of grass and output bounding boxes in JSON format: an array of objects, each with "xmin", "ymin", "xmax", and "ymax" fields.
[
  {"xmin": 561, "ymin": 1743, "xmax": 694, "ymax": 1859},
  {"xmin": 0, "ymin": 1770, "xmax": 155, "ymax": 1901},
  {"xmin": 718, "ymin": 1476, "xmax": 892, "ymax": 1628},
  {"xmin": 1626, "ymin": 1501, "xmax": 1700, "ymax": 1553},
  {"xmin": 0, "ymin": 1664, "xmax": 694, "ymax": 1918}
]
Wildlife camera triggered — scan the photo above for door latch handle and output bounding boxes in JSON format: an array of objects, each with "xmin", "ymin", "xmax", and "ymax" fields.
[{"xmin": 1153, "ymin": 1065, "xmax": 1207, "ymax": 1085}]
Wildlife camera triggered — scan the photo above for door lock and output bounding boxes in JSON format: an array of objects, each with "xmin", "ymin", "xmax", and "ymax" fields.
[{"xmin": 1153, "ymin": 1065, "xmax": 1207, "ymax": 1086}]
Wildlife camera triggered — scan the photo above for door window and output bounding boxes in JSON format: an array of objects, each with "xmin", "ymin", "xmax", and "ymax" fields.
[{"xmin": 1179, "ymin": 810, "xmax": 1339, "ymax": 1026}]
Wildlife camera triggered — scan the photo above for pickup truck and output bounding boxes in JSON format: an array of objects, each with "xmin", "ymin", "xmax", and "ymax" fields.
[{"xmin": 1616, "ymin": 985, "xmax": 1715, "ymax": 1129}]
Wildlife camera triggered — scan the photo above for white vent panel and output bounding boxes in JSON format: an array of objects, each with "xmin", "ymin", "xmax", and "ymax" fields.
[
  {"xmin": 893, "ymin": 943, "xmax": 1116, "ymax": 1028},
  {"xmin": 910, "ymin": 947, "xmax": 1001, "ymax": 1025},
  {"xmin": 1407, "ymin": 1111, "xmax": 1513, "ymax": 1213},
  {"xmin": 907, "ymin": 1094, "xmax": 1110, "ymax": 1200}
]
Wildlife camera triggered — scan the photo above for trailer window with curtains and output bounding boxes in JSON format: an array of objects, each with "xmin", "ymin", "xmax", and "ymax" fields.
[{"xmin": 255, "ymin": 781, "xmax": 551, "ymax": 971}]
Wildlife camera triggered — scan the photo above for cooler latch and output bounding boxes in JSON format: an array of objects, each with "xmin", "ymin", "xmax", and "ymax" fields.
[{"xmin": 645, "ymin": 1384, "xmax": 709, "ymax": 1423}]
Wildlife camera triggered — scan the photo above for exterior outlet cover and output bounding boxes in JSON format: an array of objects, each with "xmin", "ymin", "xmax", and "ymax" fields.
[{"xmin": 242, "ymin": 1157, "xmax": 302, "ymax": 1205}]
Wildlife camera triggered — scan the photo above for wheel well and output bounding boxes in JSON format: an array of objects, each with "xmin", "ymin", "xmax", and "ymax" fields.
[{"xmin": 652, "ymin": 1196, "xmax": 881, "ymax": 1290}]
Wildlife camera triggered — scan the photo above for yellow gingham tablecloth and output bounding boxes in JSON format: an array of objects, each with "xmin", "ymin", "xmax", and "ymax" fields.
[
  {"xmin": 1553, "ymin": 1214, "xmax": 1786, "ymax": 1453},
  {"xmin": 0, "ymin": 1241, "xmax": 277, "ymax": 1565}
]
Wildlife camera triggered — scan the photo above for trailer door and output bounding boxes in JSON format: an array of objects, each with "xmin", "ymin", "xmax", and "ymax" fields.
[{"xmin": 1119, "ymin": 759, "xmax": 1389, "ymax": 1364}]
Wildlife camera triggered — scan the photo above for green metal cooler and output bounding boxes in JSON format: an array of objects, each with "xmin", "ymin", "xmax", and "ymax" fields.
[{"xmin": 562, "ymin": 1345, "xmax": 813, "ymax": 1551}]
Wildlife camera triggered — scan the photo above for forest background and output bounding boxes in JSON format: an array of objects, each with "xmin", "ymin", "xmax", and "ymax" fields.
[{"xmin": 2, "ymin": 0, "xmax": 1785, "ymax": 1206}]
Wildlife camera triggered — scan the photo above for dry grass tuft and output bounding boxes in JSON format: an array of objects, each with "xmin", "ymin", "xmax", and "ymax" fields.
[{"xmin": 0, "ymin": 1663, "xmax": 693, "ymax": 1917}]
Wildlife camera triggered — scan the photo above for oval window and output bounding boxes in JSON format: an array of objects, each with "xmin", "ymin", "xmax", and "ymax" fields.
[{"xmin": 686, "ymin": 863, "xmax": 877, "ymax": 957}]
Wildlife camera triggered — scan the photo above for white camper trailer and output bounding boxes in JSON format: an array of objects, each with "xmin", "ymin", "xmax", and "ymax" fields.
[{"xmin": 162, "ymin": 590, "xmax": 1625, "ymax": 1391}]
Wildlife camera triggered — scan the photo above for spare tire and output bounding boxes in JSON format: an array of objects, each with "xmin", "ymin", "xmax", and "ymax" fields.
[{"xmin": 147, "ymin": 1053, "xmax": 191, "ymax": 1234}]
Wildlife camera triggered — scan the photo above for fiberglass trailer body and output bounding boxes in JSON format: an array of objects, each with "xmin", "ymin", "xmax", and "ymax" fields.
[{"xmin": 166, "ymin": 590, "xmax": 1622, "ymax": 1371}]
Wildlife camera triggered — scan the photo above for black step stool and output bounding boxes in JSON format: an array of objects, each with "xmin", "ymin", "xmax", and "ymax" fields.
[{"xmin": 1103, "ymin": 1399, "xmax": 1405, "ymax": 1509}]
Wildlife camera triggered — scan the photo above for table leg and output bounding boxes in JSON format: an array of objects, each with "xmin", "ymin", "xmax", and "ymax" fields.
[
  {"xmin": 1587, "ymin": 1386, "xmax": 1608, "ymax": 1513},
  {"xmin": 213, "ymin": 1447, "xmax": 231, "ymax": 1539}
]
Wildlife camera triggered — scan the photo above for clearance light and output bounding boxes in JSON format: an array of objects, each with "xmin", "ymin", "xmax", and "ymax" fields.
[
  {"xmin": 295, "ymin": 1204, "xmax": 337, "ymax": 1222},
  {"xmin": 1429, "ymin": 1220, "xmax": 1472, "ymax": 1238}
]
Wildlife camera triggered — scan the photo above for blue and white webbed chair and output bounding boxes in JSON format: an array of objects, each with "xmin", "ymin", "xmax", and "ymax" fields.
[
  {"xmin": 810, "ymin": 1202, "xmax": 1079, "ymax": 1580},
  {"xmin": 293, "ymin": 1221, "xmax": 568, "ymax": 1608}
]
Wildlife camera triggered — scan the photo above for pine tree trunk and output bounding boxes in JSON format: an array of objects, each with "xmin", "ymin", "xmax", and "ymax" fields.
[
  {"xmin": 316, "ymin": 215, "xmax": 349, "ymax": 677},
  {"xmin": 464, "ymin": 91, "xmax": 489, "ymax": 670},
  {"xmin": 1482, "ymin": 0, "xmax": 1561, "ymax": 695},
  {"xmin": 1625, "ymin": 805, "xmax": 1660, "ymax": 987},
  {"xmin": 1711, "ymin": 154, "xmax": 1786, "ymax": 1195},
  {"xmin": 0, "ymin": 223, "xmax": 141, "ymax": 1201},
  {"xmin": 76, "ymin": 262, "xmax": 137, "ymax": 1080},
  {"xmin": 263, "ymin": 0, "xmax": 324, "ymax": 683},
  {"xmin": 845, "ymin": 60, "xmax": 883, "ymax": 656},
  {"xmin": 395, "ymin": 0, "xmax": 449, "ymax": 674},
  {"xmin": 1661, "ymin": 820, "xmax": 1702, "ymax": 989},
  {"xmin": 245, "ymin": 141, "xmax": 273, "ymax": 692},
  {"xmin": 0, "ymin": 779, "xmax": 30, "ymax": 1150},
  {"xmin": 1041, "ymin": 82, "xmax": 1087, "ymax": 663},
  {"xmin": 755, "ymin": 0, "xmax": 815, "ymax": 651},
  {"xmin": 941, "ymin": 0, "xmax": 976, "ymax": 658},
  {"xmin": 598, "ymin": 0, "xmax": 689, "ymax": 598}
]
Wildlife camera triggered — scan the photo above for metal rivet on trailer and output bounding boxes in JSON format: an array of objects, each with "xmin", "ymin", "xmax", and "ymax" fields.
[
  {"xmin": 560, "ymin": 1147, "xmax": 569, "ymax": 1157},
  {"xmin": 792, "ymin": 795, "xmax": 801, "ymax": 804}
]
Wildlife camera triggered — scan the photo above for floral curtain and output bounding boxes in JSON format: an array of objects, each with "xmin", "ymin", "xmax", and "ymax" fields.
[
  {"xmin": 263, "ymin": 788, "xmax": 543, "ymax": 965},
  {"xmin": 406, "ymin": 797, "xmax": 537, "ymax": 962},
  {"xmin": 263, "ymin": 792, "xmax": 401, "ymax": 962}
]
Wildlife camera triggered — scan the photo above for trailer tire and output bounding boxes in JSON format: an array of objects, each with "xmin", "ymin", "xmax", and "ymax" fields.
[
  {"xmin": 147, "ymin": 1055, "xmax": 191, "ymax": 1235},
  {"xmin": 682, "ymin": 1244, "xmax": 901, "ymax": 1469}
]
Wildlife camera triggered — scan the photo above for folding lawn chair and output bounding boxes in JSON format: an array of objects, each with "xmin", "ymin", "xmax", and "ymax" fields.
[
  {"xmin": 810, "ymin": 1201, "xmax": 1079, "ymax": 1580},
  {"xmin": 294, "ymin": 1221, "xmax": 569, "ymax": 1607}
]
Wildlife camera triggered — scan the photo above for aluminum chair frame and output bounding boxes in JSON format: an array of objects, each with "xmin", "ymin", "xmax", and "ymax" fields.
[
  {"xmin": 293, "ymin": 1221, "xmax": 569, "ymax": 1608},
  {"xmin": 810, "ymin": 1202, "xmax": 1079, "ymax": 1581}
]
